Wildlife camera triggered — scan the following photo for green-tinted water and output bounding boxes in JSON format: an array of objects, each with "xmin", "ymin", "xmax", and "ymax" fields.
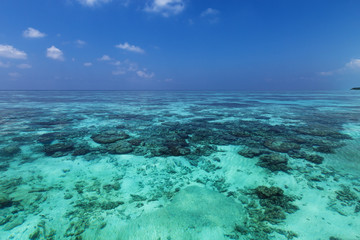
[{"xmin": 0, "ymin": 91, "xmax": 359, "ymax": 240}]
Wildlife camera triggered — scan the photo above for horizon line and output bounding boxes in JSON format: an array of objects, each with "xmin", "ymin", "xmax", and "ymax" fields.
[{"xmin": 0, "ymin": 89, "xmax": 352, "ymax": 92}]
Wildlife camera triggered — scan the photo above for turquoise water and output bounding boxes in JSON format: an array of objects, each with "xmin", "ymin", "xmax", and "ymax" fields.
[{"xmin": 0, "ymin": 91, "xmax": 360, "ymax": 240}]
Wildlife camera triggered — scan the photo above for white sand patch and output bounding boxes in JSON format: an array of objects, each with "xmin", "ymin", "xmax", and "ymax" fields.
[{"xmin": 117, "ymin": 185, "xmax": 246, "ymax": 240}]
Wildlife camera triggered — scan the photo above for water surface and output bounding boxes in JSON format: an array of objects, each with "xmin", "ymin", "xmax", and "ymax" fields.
[{"xmin": 0, "ymin": 91, "xmax": 360, "ymax": 240}]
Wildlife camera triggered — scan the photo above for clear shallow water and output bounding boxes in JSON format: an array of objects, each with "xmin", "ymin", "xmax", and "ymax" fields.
[{"xmin": 0, "ymin": 91, "xmax": 360, "ymax": 240}]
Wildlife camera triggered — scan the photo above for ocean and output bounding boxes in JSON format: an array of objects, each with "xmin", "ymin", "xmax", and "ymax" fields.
[{"xmin": 0, "ymin": 91, "xmax": 359, "ymax": 240}]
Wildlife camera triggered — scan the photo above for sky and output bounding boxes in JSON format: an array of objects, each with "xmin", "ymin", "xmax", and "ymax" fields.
[{"xmin": 1, "ymin": 0, "xmax": 360, "ymax": 90}]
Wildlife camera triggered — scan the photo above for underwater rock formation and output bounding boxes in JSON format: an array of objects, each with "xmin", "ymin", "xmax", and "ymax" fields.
[
  {"xmin": 258, "ymin": 153, "xmax": 289, "ymax": 172},
  {"xmin": 1, "ymin": 145, "xmax": 21, "ymax": 157},
  {"xmin": 313, "ymin": 145, "xmax": 335, "ymax": 154},
  {"xmin": 304, "ymin": 154, "xmax": 324, "ymax": 164},
  {"xmin": 238, "ymin": 148, "xmax": 267, "ymax": 158},
  {"xmin": 255, "ymin": 186, "xmax": 284, "ymax": 199},
  {"xmin": 3, "ymin": 216, "xmax": 25, "ymax": 231},
  {"xmin": 335, "ymin": 186, "xmax": 359, "ymax": 208},
  {"xmin": 37, "ymin": 133, "xmax": 58, "ymax": 144},
  {"xmin": 91, "ymin": 130, "xmax": 129, "ymax": 144},
  {"xmin": 328, "ymin": 185, "xmax": 360, "ymax": 217},
  {"xmin": 108, "ymin": 141, "xmax": 133, "ymax": 154},
  {"xmin": 72, "ymin": 145, "xmax": 92, "ymax": 156},
  {"xmin": 254, "ymin": 186, "xmax": 298, "ymax": 223},
  {"xmin": 0, "ymin": 193, "xmax": 13, "ymax": 209},
  {"xmin": 263, "ymin": 140, "xmax": 301, "ymax": 153},
  {"xmin": 43, "ymin": 143, "xmax": 74, "ymax": 157}
]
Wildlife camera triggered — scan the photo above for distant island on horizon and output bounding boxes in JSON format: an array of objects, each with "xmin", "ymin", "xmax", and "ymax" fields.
[{"xmin": 351, "ymin": 87, "xmax": 360, "ymax": 90}]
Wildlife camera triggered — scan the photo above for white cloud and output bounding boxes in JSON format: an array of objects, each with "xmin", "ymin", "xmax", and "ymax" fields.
[
  {"xmin": 8, "ymin": 72, "xmax": 21, "ymax": 78},
  {"xmin": 17, "ymin": 63, "xmax": 32, "ymax": 69},
  {"xmin": 84, "ymin": 62, "xmax": 92, "ymax": 67},
  {"xmin": 98, "ymin": 55, "xmax": 111, "ymax": 61},
  {"xmin": 345, "ymin": 59, "xmax": 360, "ymax": 69},
  {"xmin": 145, "ymin": 0, "xmax": 185, "ymax": 17},
  {"xmin": 0, "ymin": 45, "xmax": 27, "ymax": 59},
  {"xmin": 0, "ymin": 61, "xmax": 10, "ymax": 68},
  {"xmin": 201, "ymin": 8, "xmax": 219, "ymax": 17},
  {"xmin": 75, "ymin": 40, "xmax": 86, "ymax": 47},
  {"xmin": 77, "ymin": 0, "xmax": 111, "ymax": 7},
  {"xmin": 46, "ymin": 46, "xmax": 64, "ymax": 61},
  {"xmin": 111, "ymin": 60, "xmax": 122, "ymax": 66},
  {"xmin": 137, "ymin": 69, "xmax": 154, "ymax": 78},
  {"xmin": 200, "ymin": 8, "xmax": 220, "ymax": 23},
  {"xmin": 111, "ymin": 59, "xmax": 154, "ymax": 79},
  {"xmin": 116, "ymin": 42, "xmax": 145, "ymax": 54},
  {"xmin": 23, "ymin": 27, "xmax": 46, "ymax": 38},
  {"xmin": 111, "ymin": 60, "xmax": 137, "ymax": 75},
  {"xmin": 320, "ymin": 58, "xmax": 360, "ymax": 76},
  {"xmin": 126, "ymin": 61, "xmax": 138, "ymax": 71}
]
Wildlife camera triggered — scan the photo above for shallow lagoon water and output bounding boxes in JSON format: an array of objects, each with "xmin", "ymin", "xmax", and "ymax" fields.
[{"xmin": 0, "ymin": 91, "xmax": 360, "ymax": 240}]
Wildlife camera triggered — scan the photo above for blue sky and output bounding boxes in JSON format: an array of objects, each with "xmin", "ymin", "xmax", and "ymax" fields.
[{"xmin": 1, "ymin": 0, "xmax": 360, "ymax": 90}]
